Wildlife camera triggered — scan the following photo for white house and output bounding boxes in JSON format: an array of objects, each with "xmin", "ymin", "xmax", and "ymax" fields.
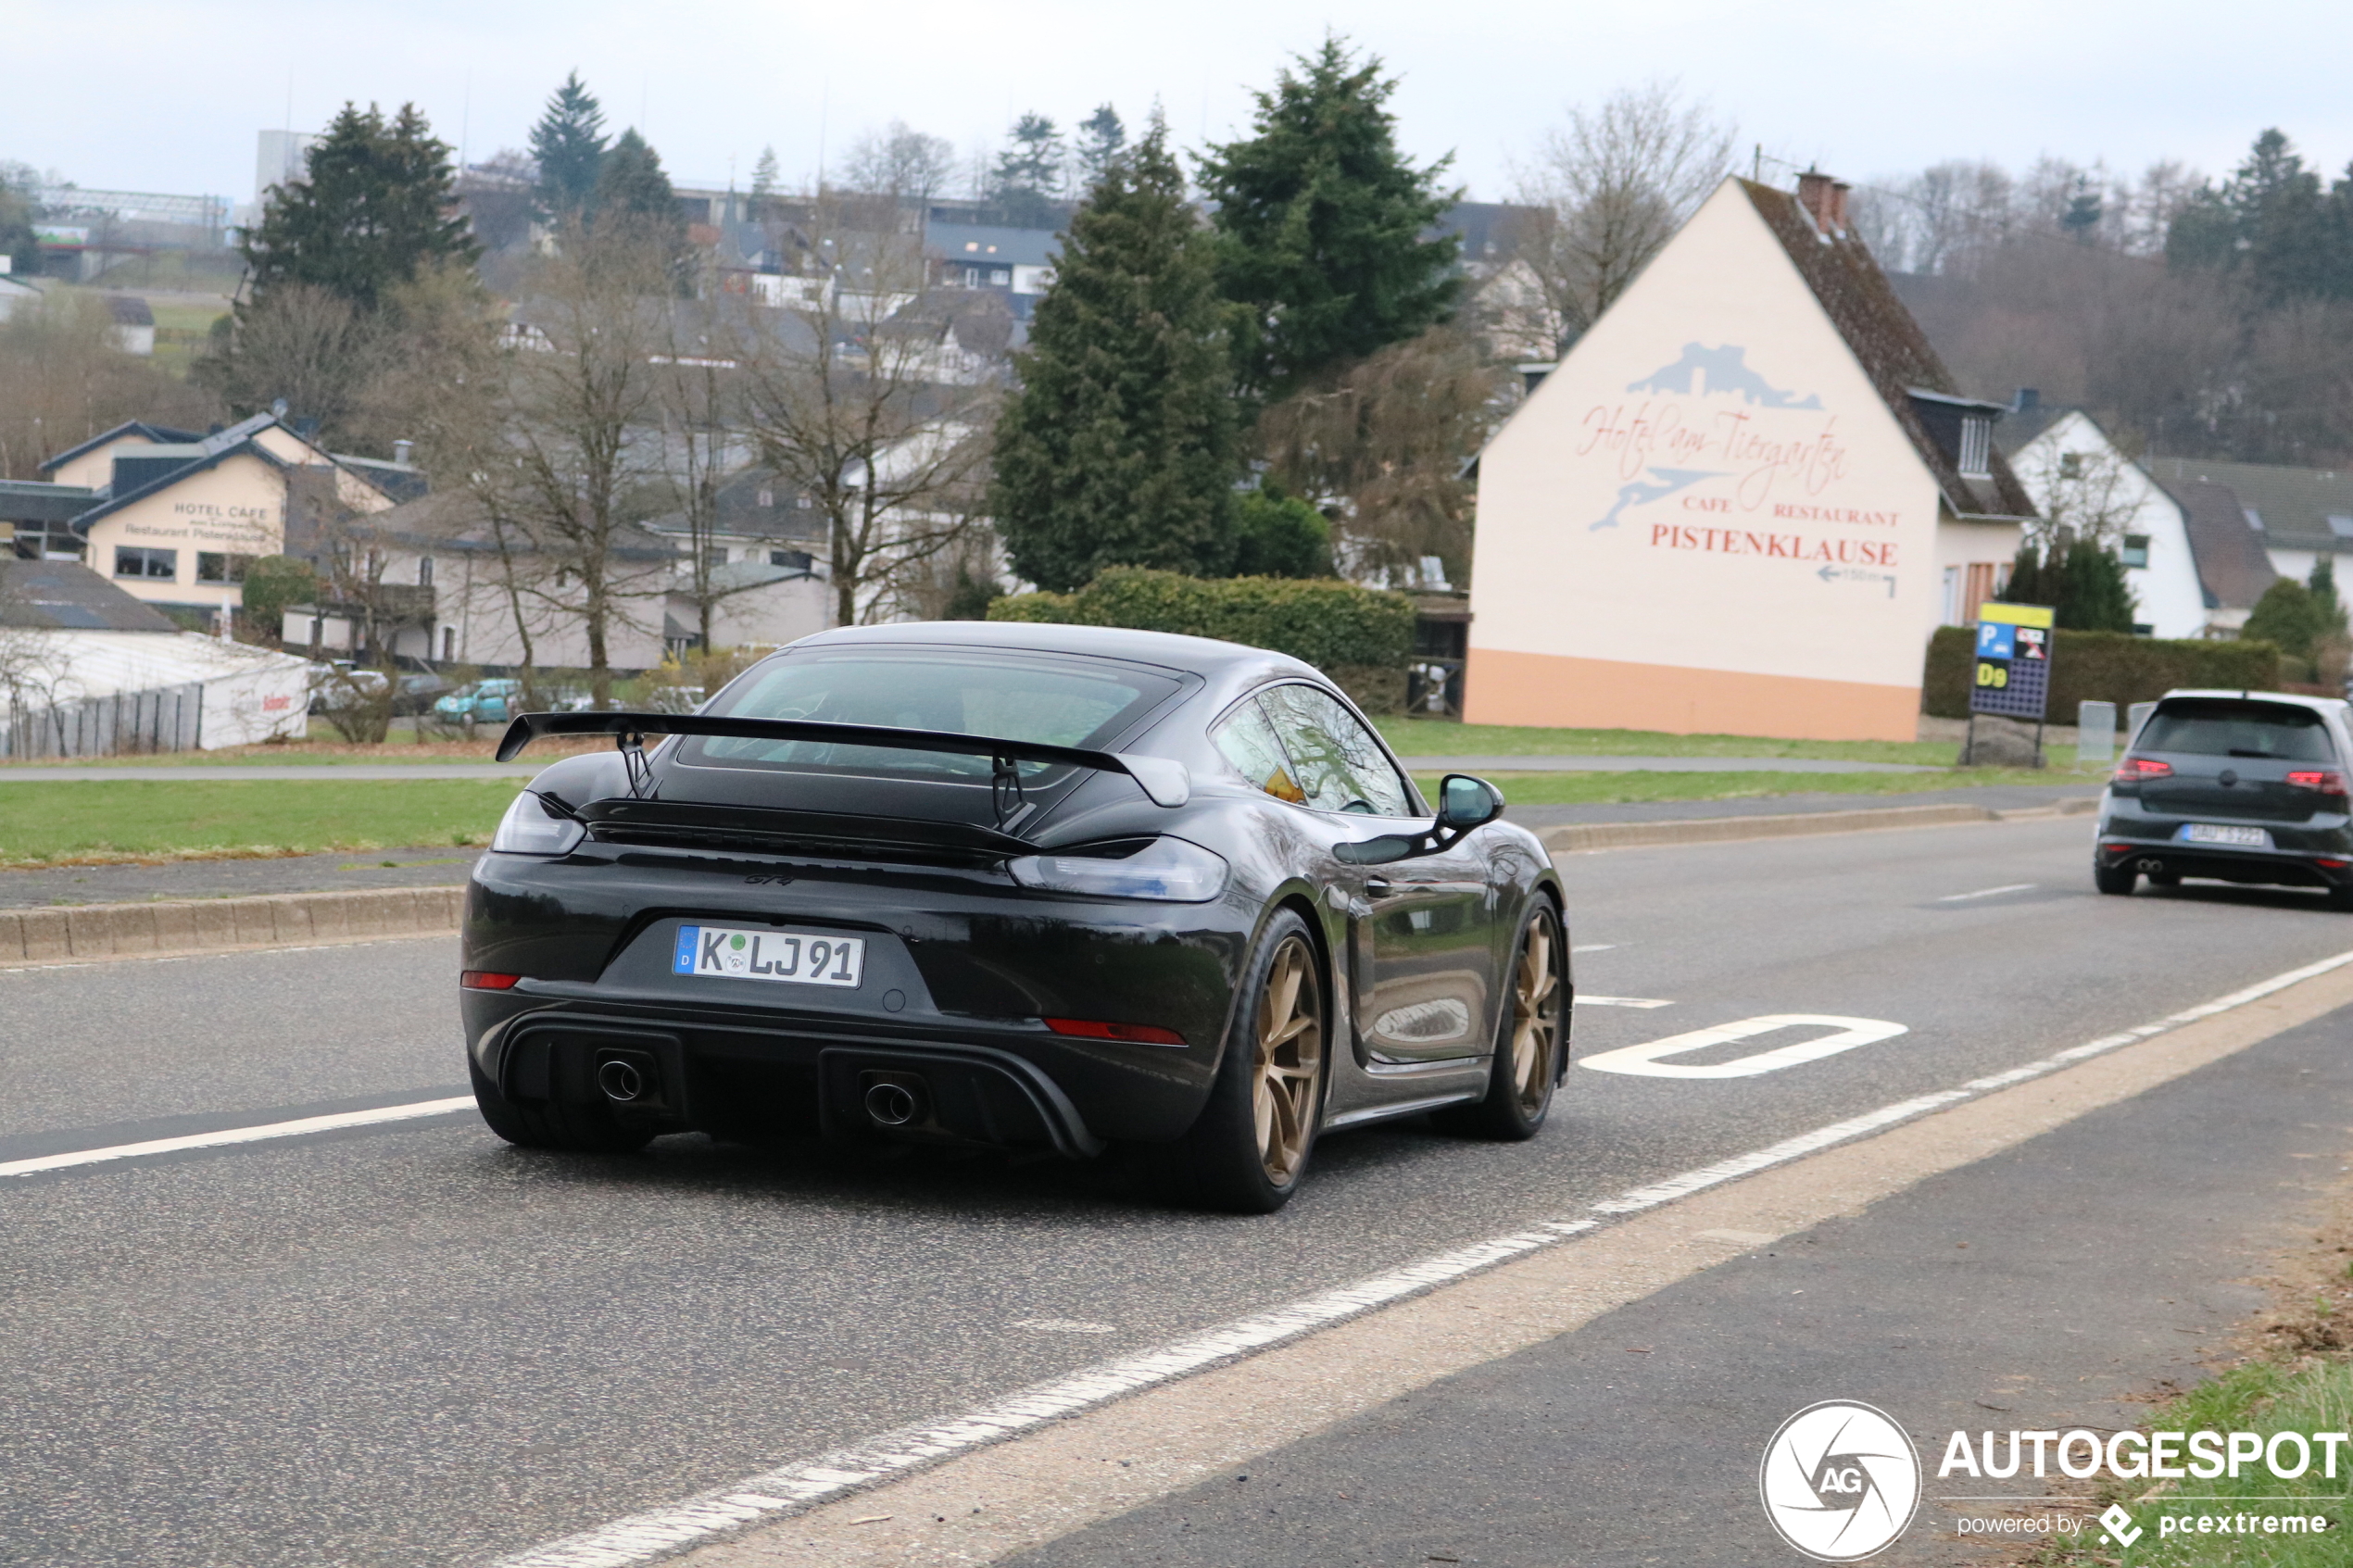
[
  {"xmin": 2144, "ymin": 456, "xmax": 2353, "ymax": 605},
  {"xmin": 1466, "ymin": 174, "xmax": 2039, "ymax": 740},
  {"xmin": 1998, "ymin": 404, "xmax": 2208, "ymax": 638}
]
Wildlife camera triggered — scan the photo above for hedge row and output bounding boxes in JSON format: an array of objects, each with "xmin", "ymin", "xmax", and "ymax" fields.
[
  {"xmin": 988, "ymin": 567, "xmax": 1416, "ymax": 673},
  {"xmin": 1922, "ymin": 626, "xmax": 2284, "ymax": 720}
]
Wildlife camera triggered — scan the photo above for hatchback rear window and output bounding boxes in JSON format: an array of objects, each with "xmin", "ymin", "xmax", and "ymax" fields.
[
  {"xmin": 2138, "ymin": 700, "xmax": 2336, "ymax": 761},
  {"xmin": 679, "ymin": 650, "xmax": 1177, "ymax": 781}
]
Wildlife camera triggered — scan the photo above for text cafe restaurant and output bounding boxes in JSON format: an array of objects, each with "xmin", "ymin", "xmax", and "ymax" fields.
[{"xmin": 1466, "ymin": 172, "xmax": 2040, "ymax": 742}]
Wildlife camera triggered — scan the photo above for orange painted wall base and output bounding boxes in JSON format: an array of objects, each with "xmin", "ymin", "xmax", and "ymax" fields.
[{"xmin": 1464, "ymin": 647, "xmax": 1921, "ymax": 742}]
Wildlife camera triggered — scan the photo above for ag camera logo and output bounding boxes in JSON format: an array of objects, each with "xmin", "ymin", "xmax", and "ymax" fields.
[{"xmin": 1760, "ymin": 1400, "xmax": 1922, "ymax": 1561}]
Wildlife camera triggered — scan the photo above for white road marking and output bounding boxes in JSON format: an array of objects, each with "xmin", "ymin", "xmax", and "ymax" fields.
[
  {"xmin": 1936, "ymin": 883, "xmax": 2038, "ymax": 902},
  {"xmin": 487, "ymin": 946, "xmax": 2353, "ymax": 1568},
  {"xmin": 1579, "ymin": 1015, "xmax": 1909, "ymax": 1079},
  {"xmin": 1572, "ymin": 995, "xmax": 1673, "ymax": 1009},
  {"xmin": 0, "ymin": 1097, "xmax": 476, "ymax": 1179},
  {"xmin": 1570, "ymin": 943, "xmax": 1617, "ymax": 953},
  {"xmin": 1014, "ymin": 1320, "xmax": 1117, "ymax": 1335}
]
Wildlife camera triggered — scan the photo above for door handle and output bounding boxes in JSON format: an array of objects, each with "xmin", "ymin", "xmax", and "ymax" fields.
[{"xmin": 1365, "ymin": 878, "xmax": 1395, "ymax": 897}]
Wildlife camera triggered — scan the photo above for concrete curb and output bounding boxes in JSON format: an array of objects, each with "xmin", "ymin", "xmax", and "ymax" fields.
[
  {"xmin": 1539, "ymin": 794, "xmax": 2097, "ymax": 854},
  {"xmin": 0, "ymin": 885, "xmax": 464, "ymax": 967}
]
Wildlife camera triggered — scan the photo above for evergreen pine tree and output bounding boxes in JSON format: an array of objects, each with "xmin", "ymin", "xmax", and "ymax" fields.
[
  {"xmin": 2057, "ymin": 536, "xmax": 2136, "ymax": 632},
  {"xmin": 531, "ymin": 72, "xmax": 610, "ymax": 221},
  {"xmin": 1199, "ymin": 36, "xmax": 1461, "ymax": 403},
  {"xmin": 992, "ymin": 114, "xmax": 1065, "ymax": 228},
  {"xmin": 2309, "ymin": 557, "xmax": 2349, "ymax": 633},
  {"xmin": 990, "ymin": 118, "xmax": 1239, "ymax": 593},
  {"xmin": 593, "ymin": 129, "xmax": 680, "ymax": 225},
  {"xmin": 1073, "ymin": 106, "xmax": 1126, "ymax": 186},
  {"xmin": 2245, "ymin": 577, "xmax": 2328, "ymax": 659},
  {"xmin": 240, "ymin": 102, "xmax": 477, "ymax": 313},
  {"xmin": 749, "ymin": 144, "xmax": 781, "ymax": 220}
]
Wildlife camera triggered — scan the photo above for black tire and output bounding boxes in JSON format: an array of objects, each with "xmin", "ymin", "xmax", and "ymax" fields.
[
  {"xmin": 2328, "ymin": 883, "xmax": 2353, "ymax": 912},
  {"xmin": 1436, "ymin": 897, "xmax": 1567, "ymax": 1141},
  {"xmin": 2094, "ymin": 861, "xmax": 2138, "ymax": 897},
  {"xmin": 1164, "ymin": 909, "xmax": 1328, "ymax": 1214},
  {"xmin": 469, "ymin": 1056, "xmax": 653, "ymax": 1154}
]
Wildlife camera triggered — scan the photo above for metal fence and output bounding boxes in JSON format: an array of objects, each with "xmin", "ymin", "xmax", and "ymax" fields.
[{"xmin": 1, "ymin": 683, "xmax": 205, "ymax": 759}]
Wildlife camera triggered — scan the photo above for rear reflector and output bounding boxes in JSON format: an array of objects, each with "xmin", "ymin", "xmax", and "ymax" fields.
[
  {"xmin": 2319, "ymin": 859, "xmax": 2349, "ymax": 871},
  {"xmin": 1044, "ymin": 1017, "xmax": 1187, "ymax": 1046},
  {"xmin": 461, "ymin": 972, "xmax": 522, "ymax": 990}
]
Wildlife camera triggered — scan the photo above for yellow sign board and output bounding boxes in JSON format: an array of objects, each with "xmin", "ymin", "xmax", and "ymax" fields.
[{"xmin": 1976, "ymin": 602, "xmax": 2055, "ymax": 630}]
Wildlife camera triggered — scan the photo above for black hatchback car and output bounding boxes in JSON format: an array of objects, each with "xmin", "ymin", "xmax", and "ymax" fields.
[
  {"xmin": 2095, "ymin": 688, "xmax": 2353, "ymax": 907},
  {"xmin": 460, "ymin": 623, "xmax": 1570, "ymax": 1210}
]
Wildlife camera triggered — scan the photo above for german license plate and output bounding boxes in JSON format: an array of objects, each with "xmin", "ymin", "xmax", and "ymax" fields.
[
  {"xmin": 2177, "ymin": 823, "xmax": 2271, "ymax": 848},
  {"xmin": 673, "ymin": 925, "xmax": 864, "ymax": 987}
]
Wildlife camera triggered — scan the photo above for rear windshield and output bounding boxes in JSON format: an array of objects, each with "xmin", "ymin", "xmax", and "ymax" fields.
[
  {"xmin": 677, "ymin": 650, "xmax": 1177, "ymax": 781},
  {"xmin": 2138, "ymin": 700, "xmax": 2336, "ymax": 761}
]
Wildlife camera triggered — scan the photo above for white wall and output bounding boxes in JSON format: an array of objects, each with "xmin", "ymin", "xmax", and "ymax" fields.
[{"xmin": 2007, "ymin": 412, "xmax": 2208, "ymax": 639}]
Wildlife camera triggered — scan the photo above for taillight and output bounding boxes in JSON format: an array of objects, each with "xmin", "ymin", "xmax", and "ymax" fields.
[
  {"xmin": 2286, "ymin": 770, "xmax": 2348, "ymax": 798},
  {"xmin": 461, "ymin": 971, "xmax": 522, "ymax": 990},
  {"xmin": 2112, "ymin": 757, "xmax": 2171, "ymax": 784},
  {"xmin": 1044, "ymin": 1017, "xmax": 1187, "ymax": 1046}
]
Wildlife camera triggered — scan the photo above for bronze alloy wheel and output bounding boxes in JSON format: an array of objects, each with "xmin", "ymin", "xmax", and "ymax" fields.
[
  {"xmin": 1508, "ymin": 911, "xmax": 1563, "ymax": 1113},
  {"xmin": 1252, "ymin": 933, "xmax": 1326, "ymax": 1185}
]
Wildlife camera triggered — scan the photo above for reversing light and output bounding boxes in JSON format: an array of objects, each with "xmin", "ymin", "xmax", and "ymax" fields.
[
  {"xmin": 2112, "ymin": 757, "xmax": 2172, "ymax": 784},
  {"xmin": 461, "ymin": 972, "xmax": 522, "ymax": 990},
  {"xmin": 2286, "ymin": 770, "xmax": 2348, "ymax": 797},
  {"xmin": 1044, "ymin": 1017, "xmax": 1188, "ymax": 1046}
]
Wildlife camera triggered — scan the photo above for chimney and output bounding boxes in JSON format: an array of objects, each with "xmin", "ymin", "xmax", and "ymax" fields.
[
  {"xmin": 393, "ymin": 438, "xmax": 415, "ymax": 464},
  {"xmin": 1796, "ymin": 170, "xmax": 1851, "ymax": 234},
  {"xmin": 2013, "ymin": 388, "xmax": 2040, "ymax": 413}
]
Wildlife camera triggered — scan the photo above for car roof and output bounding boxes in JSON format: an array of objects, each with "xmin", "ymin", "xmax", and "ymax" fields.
[
  {"xmin": 2158, "ymin": 688, "xmax": 2350, "ymax": 717},
  {"xmin": 786, "ymin": 619, "xmax": 1321, "ymax": 683}
]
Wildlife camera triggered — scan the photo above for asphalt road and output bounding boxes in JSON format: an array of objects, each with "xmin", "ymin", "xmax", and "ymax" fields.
[{"xmin": 3, "ymin": 818, "xmax": 2348, "ymax": 1566}]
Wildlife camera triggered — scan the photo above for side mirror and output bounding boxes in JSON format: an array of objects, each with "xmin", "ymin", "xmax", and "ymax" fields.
[{"xmin": 1436, "ymin": 773, "xmax": 1503, "ymax": 831}]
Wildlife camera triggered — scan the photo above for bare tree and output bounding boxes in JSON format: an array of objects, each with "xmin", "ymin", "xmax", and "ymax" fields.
[
  {"xmin": 194, "ymin": 281, "xmax": 384, "ymax": 441},
  {"xmin": 0, "ymin": 289, "xmax": 212, "ymax": 480},
  {"xmin": 841, "ymin": 122, "xmax": 959, "ymax": 206},
  {"xmin": 729, "ymin": 193, "xmax": 1000, "ymax": 625},
  {"xmin": 0, "ymin": 566, "xmax": 70, "ymax": 759},
  {"xmin": 1255, "ymin": 325, "xmax": 1508, "ymax": 586},
  {"xmin": 1500, "ymin": 83, "xmax": 1734, "ymax": 357},
  {"xmin": 648, "ymin": 306, "xmax": 786, "ymax": 648}
]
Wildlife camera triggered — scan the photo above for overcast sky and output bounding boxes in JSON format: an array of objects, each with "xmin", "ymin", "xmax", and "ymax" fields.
[{"xmin": 7, "ymin": 0, "xmax": 2351, "ymax": 208}]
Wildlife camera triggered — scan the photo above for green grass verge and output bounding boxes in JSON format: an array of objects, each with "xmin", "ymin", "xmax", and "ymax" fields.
[
  {"xmin": 0, "ymin": 780, "xmax": 522, "ymax": 866},
  {"xmin": 2036, "ymin": 1355, "xmax": 2353, "ymax": 1565},
  {"xmin": 1378, "ymin": 718, "xmax": 1961, "ymax": 765},
  {"xmin": 1413, "ymin": 767, "xmax": 2092, "ymax": 808}
]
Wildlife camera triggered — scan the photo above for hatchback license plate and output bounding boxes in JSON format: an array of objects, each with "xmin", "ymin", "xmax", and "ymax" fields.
[
  {"xmin": 674, "ymin": 925, "xmax": 864, "ymax": 987},
  {"xmin": 2177, "ymin": 823, "xmax": 2271, "ymax": 848}
]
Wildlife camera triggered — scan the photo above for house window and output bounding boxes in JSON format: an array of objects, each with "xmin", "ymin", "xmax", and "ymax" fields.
[
  {"xmin": 2121, "ymin": 534, "xmax": 2150, "ymax": 569},
  {"xmin": 195, "ymin": 552, "xmax": 256, "ymax": 583},
  {"xmin": 418, "ymin": 556, "xmax": 434, "ymax": 587},
  {"xmin": 2246, "ymin": 509, "xmax": 2265, "ymax": 532},
  {"xmin": 1941, "ymin": 565, "xmax": 1961, "ymax": 625},
  {"xmin": 758, "ymin": 488, "xmax": 774, "ymax": 508},
  {"xmin": 796, "ymin": 495, "xmax": 812, "ymax": 509},
  {"xmin": 2328, "ymin": 516, "xmax": 2353, "ymax": 539},
  {"xmin": 115, "ymin": 546, "xmax": 176, "ymax": 580},
  {"xmin": 2057, "ymin": 453, "xmax": 2083, "ymax": 479},
  {"xmin": 1958, "ymin": 416, "xmax": 1992, "ymax": 477},
  {"xmin": 441, "ymin": 626, "xmax": 456, "ymax": 662}
]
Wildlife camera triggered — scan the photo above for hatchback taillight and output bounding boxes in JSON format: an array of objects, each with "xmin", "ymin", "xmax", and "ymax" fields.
[
  {"xmin": 2113, "ymin": 757, "xmax": 2172, "ymax": 784},
  {"xmin": 2286, "ymin": 770, "xmax": 2348, "ymax": 797}
]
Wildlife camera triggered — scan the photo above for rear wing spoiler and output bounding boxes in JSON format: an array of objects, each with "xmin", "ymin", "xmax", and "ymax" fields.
[{"xmin": 494, "ymin": 709, "xmax": 1190, "ymax": 809}]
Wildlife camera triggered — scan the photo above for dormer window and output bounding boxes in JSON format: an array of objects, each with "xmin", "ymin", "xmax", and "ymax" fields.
[{"xmin": 1958, "ymin": 416, "xmax": 1992, "ymax": 478}]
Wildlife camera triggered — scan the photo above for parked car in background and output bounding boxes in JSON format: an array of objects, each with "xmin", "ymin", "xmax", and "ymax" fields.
[
  {"xmin": 392, "ymin": 672, "xmax": 455, "ymax": 716},
  {"xmin": 434, "ymin": 679, "xmax": 525, "ymax": 728},
  {"xmin": 2095, "ymin": 688, "xmax": 2353, "ymax": 907},
  {"xmin": 307, "ymin": 662, "xmax": 391, "ymax": 716}
]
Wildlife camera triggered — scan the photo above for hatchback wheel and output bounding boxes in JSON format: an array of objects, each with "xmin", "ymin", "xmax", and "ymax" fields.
[
  {"xmin": 1167, "ymin": 909, "xmax": 1327, "ymax": 1213},
  {"xmin": 2094, "ymin": 861, "xmax": 2138, "ymax": 896},
  {"xmin": 1438, "ymin": 897, "xmax": 1567, "ymax": 1140}
]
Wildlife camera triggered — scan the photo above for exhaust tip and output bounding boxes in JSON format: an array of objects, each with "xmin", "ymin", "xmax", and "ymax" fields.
[
  {"xmin": 2138, "ymin": 859, "xmax": 2164, "ymax": 873},
  {"xmin": 597, "ymin": 1059, "xmax": 647, "ymax": 1103},
  {"xmin": 864, "ymin": 1081, "xmax": 920, "ymax": 1126}
]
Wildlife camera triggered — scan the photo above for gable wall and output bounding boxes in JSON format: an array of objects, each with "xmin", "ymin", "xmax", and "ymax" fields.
[
  {"xmin": 49, "ymin": 433, "xmax": 162, "ymax": 490},
  {"xmin": 82, "ymin": 452, "xmax": 286, "ymax": 608},
  {"xmin": 1466, "ymin": 181, "xmax": 1948, "ymax": 740}
]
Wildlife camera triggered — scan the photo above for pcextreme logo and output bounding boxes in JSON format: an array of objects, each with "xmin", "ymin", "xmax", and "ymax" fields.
[{"xmin": 1759, "ymin": 1400, "xmax": 1923, "ymax": 1562}]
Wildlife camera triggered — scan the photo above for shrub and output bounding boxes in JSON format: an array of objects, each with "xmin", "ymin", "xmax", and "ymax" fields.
[
  {"xmin": 988, "ymin": 566, "xmax": 1414, "ymax": 675},
  {"xmin": 1922, "ymin": 625, "xmax": 2283, "ymax": 720},
  {"xmin": 1228, "ymin": 482, "xmax": 1333, "ymax": 579},
  {"xmin": 237, "ymin": 555, "xmax": 320, "ymax": 643}
]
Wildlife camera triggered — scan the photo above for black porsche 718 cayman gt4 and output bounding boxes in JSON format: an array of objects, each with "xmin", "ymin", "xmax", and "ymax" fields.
[{"xmin": 462, "ymin": 621, "xmax": 1570, "ymax": 1211}]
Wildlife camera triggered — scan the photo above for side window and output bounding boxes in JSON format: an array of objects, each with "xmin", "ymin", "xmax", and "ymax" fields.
[
  {"xmin": 1213, "ymin": 697, "xmax": 1307, "ymax": 804},
  {"xmin": 1256, "ymin": 684, "xmax": 1415, "ymax": 817}
]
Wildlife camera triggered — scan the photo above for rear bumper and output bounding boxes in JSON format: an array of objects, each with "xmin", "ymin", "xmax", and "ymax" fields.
[{"xmin": 2095, "ymin": 832, "xmax": 2353, "ymax": 889}]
